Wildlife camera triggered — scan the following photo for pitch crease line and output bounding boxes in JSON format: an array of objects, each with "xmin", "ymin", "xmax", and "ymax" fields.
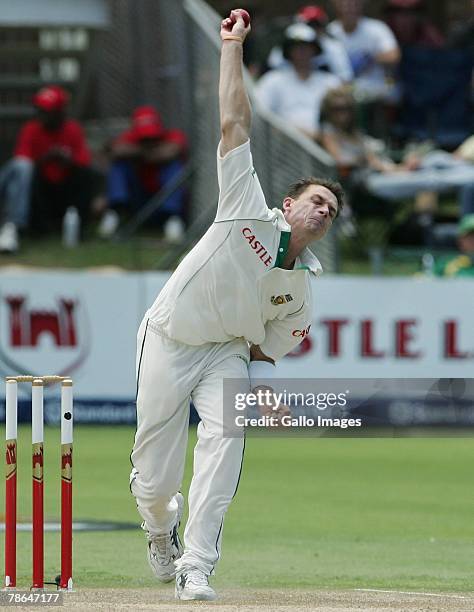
[{"xmin": 355, "ymin": 589, "xmax": 473, "ymax": 600}]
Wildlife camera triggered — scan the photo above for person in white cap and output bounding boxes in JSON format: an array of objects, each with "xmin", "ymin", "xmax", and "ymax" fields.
[
  {"xmin": 129, "ymin": 8, "xmax": 345, "ymax": 602},
  {"xmin": 256, "ymin": 22, "xmax": 342, "ymax": 141},
  {"xmin": 267, "ymin": 5, "xmax": 353, "ymax": 82}
]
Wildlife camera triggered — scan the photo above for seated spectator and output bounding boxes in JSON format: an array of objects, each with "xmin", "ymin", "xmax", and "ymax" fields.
[
  {"xmin": 367, "ymin": 136, "xmax": 474, "ymax": 211},
  {"xmin": 256, "ymin": 23, "xmax": 341, "ymax": 140},
  {"xmin": 0, "ymin": 85, "xmax": 99, "ymax": 253},
  {"xmin": 434, "ymin": 215, "xmax": 474, "ymax": 277},
  {"xmin": 320, "ymin": 86, "xmax": 401, "ymax": 181},
  {"xmin": 384, "ymin": 0, "xmax": 445, "ymax": 48},
  {"xmin": 267, "ymin": 5, "xmax": 353, "ymax": 82},
  {"xmin": 103, "ymin": 106, "xmax": 188, "ymax": 241},
  {"xmin": 327, "ymin": 0, "xmax": 400, "ymax": 101},
  {"xmin": 455, "ymin": 136, "xmax": 474, "ymax": 217},
  {"xmin": 321, "ymin": 88, "xmax": 474, "ymax": 213}
]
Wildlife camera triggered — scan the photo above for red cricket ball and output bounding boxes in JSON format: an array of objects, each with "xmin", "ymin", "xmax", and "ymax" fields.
[{"xmin": 230, "ymin": 8, "xmax": 250, "ymax": 27}]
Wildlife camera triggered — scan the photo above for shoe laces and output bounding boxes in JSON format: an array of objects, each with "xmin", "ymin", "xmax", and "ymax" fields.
[
  {"xmin": 186, "ymin": 569, "xmax": 209, "ymax": 586},
  {"xmin": 148, "ymin": 531, "xmax": 174, "ymax": 563}
]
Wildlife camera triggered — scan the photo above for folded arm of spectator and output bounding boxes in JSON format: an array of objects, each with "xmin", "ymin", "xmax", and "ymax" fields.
[
  {"xmin": 320, "ymin": 129, "xmax": 354, "ymax": 169},
  {"xmin": 365, "ymin": 150, "xmax": 398, "ymax": 173},
  {"xmin": 375, "ymin": 47, "xmax": 400, "ymax": 66},
  {"xmin": 110, "ymin": 140, "xmax": 141, "ymax": 160}
]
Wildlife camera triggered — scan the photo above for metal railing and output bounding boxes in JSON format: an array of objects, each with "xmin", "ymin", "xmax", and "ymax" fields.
[
  {"xmin": 155, "ymin": 0, "xmax": 338, "ymax": 272},
  {"xmin": 93, "ymin": 0, "xmax": 339, "ymax": 271}
]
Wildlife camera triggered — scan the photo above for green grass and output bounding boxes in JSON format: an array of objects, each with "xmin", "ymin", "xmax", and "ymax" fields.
[
  {"xmin": 0, "ymin": 235, "xmax": 427, "ymax": 275},
  {"xmin": 0, "ymin": 236, "xmax": 169, "ymax": 271},
  {"xmin": 339, "ymin": 256, "xmax": 420, "ymax": 276},
  {"xmin": 1, "ymin": 426, "xmax": 473, "ymax": 591}
]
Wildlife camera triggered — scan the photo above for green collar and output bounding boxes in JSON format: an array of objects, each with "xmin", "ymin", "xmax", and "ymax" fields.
[
  {"xmin": 274, "ymin": 230, "xmax": 322, "ymax": 274},
  {"xmin": 274, "ymin": 230, "xmax": 291, "ymax": 268}
]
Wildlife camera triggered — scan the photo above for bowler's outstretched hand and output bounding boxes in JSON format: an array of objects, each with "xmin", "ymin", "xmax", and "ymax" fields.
[{"xmin": 220, "ymin": 9, "xmax": 251, "ymax": 42}]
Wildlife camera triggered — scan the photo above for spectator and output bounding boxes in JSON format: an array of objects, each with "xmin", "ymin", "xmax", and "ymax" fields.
[
  {"xmin": 367, "ymin": 135, "xmax": 474, "ymax": 212},
  {"xmin": 267, "ymin": 5, "xmax": 353, "ymax": 82},
  {"xmin": 434, "ymin": 214, "xmax": 474, "ymax": 277},
  {"xmin": 103, "ymin": 106, "xmax": 188, "ymax": 241},
  {"xmin": 456, "ymin": 136, "xmax": 474, "ymax": 217},
  {"xmin": 321, "ymin": 87, "xmax": 474, "ymax": 214},
  {"xmin": 320, "ymin": 86, "xmax": 401, "ymax": 181},
  {"xmin": 327, "ymin": 0, "xmax": 400, "ymax": 101},
  {"xmin": 384, "ymin": 0, "xmax": 445, "ymax": 48},
  {"xmin": 0, "ymin": 85, "xmax": 98, "ymax": 253},
  {"xmin": 256, "ymin": 23, "xmax": 341, "ymax": 140},
  {"xmin": 297, "ymin": 4, "xmax": 353, "ymax": 81}
]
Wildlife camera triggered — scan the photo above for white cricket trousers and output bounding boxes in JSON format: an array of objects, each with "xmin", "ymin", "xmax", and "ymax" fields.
[{"xmin": 130, "ymin": 317, "xmax": 249, "ymax": 576}]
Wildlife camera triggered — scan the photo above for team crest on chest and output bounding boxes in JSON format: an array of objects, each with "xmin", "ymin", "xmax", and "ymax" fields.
[{"xmin": 271, "ymin": 294, "xmax": 293, "ymax": 306}]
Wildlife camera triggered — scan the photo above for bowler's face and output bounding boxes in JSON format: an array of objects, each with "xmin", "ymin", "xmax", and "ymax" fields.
[{"xmin": 284, "ymin": 185, "xmax": 338, "ymax": 240}]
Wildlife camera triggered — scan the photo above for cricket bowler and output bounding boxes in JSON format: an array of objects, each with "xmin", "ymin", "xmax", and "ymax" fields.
[{"xmin": 129, "ymin": 8, "xmax": 345, "ymax": 601}]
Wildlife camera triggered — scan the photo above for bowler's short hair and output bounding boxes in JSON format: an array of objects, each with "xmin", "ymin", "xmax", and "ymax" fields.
[{"xmin": 285, "ymin": 177, "xmax": 345, "ymax": 217}]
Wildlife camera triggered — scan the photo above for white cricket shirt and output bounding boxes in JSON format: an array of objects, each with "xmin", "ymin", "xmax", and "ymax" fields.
[
  {"xmin": 147, "ymin": 140, "xmax": 322, "ymax": 361},
  {"xmin": 328, "ymin": 17, "xmax": 398, "ymax": 98},
  {"xmin": 255, "ymin": 66, "xmax": 341, "ymax": 133}
]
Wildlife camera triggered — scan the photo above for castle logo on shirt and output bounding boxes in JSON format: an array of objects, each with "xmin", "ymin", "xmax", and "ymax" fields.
[
  {"xmin": 271, "ymin": 294, "xmax": 293, "ymax": 305},
  {"xmin": 292, "ymin": 325, "xmax": 311, "ymax": 338},
  {"xmin": 242, "ymin": 227, "xmax": 273, "ymax": 267}
]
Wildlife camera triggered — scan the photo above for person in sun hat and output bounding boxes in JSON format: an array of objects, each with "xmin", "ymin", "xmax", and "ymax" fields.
[
  {"xmin": 0, "ymin": 84, "xmax": 97, "ymax": 252},
  {"xmin": 256, "ymin": 22, "xmax": 341, "ymax": 141},
  {"xmin": 102, "ymin": 105, "xmax": 188, "ymax": 241},
  {"xmin": 296, "ymin": 4, "xmax": 353, "ymax": 81},
  {"xmin": 266, "ymin": 5, "xmax": 353, "ymax": 82}
]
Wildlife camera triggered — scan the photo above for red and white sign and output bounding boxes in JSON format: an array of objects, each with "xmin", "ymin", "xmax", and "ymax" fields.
[
  {"xmin": 0, "ymin": 270, "xmax": 143, "ymax": 399},
  {"xmin": 0, "ymin": 272, "xmax": 472, "ymax": 403},
  {"xmin": 281, "ymin": 276, "xmax": 474, "ymax": 379}
]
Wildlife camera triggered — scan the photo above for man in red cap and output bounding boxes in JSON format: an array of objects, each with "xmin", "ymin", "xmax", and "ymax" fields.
[
  {"xmin": 103, "ymin": 106, "xmax": 188, "ymax": 240},
  {"xmin": 0, "ymin": 85, "xmax": 97, "ymax": 253}
]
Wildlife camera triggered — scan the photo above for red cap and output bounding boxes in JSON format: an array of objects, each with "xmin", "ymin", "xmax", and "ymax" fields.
[
  {"xmin": 33, "ymin": 85, "xmax": 69, "ymax": 111},
  {"xmin": 297, "ymin": 5, "xmax": 328, "ymax": 25},
  {"xmin": 131, "ymin": 106, "xmax": 164, "ymax": 140}
]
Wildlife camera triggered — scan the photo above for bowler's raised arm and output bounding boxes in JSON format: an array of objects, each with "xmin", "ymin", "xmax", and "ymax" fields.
[{"xmin": 219, "ymin": 9, "xmax": 252, "ymax": 157}]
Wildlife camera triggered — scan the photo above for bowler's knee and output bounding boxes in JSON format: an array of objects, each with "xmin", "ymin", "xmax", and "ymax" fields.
[{"xmin": 131, "ymin": 471, "xmax": 178, "ymax": 503}]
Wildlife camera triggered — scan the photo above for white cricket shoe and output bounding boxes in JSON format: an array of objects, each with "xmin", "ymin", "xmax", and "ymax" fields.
[
  {"xmin": 175, "ymin": 568, "xmax": 217, "ymax": 601},
  {"xmin": 144, "ymin": 492, "xmax": 184, "ymax": 583},
  {"xmin": 0, "ymin": 222, "xmax": 19, "ymax": 253}
]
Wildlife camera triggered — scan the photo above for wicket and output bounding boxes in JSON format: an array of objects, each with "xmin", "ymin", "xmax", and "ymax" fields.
[{"xmin": 4, "ymin": 375, "xmax": 73, "ymax": 592}]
